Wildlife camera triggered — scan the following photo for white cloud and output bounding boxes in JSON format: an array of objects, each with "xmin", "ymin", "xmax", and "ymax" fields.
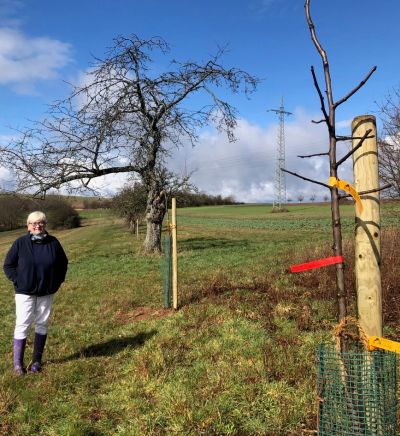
[
  {"xmin": 0, "ymin": 28, "xmax": 72, "ymax": 93},
  {"xmin": 0, "ymin": 165, "xmax": 10, "ymax": 178},
  {"xmin": 0, "ymin": 165, "xmax": 12, "ymax": 191},
  {"xmin": 0, "ymin": 108, "xmax": 355, "ymax": 202},
  {"xmin": 45, "ymin": 171, "xmax": 133, "ymax": 198},
  {"xmin": 167, "ymin": 108, "xmax": 354, "ymax": 203},
  {"xmin": 82, "ymin": 172, "xmax": 132, "ymax": 197},
  {"xmin": 335, "ymin": 119, "xmax": 352, "ymax": 130}
]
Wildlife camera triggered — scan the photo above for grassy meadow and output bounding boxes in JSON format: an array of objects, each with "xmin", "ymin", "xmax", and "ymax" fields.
[{"xmin": 0, "ymin": 203, "xmax": 399, "ymax": 435}]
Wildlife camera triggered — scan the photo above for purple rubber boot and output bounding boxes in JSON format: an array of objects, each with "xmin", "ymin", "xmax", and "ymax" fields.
[
  {"xmin": 13, "ymin": 338, "xmax": 27, "ymax": 376},
  {"xmin": 30, "ymin": 333, "xmax": 47, "ymax": 373}
]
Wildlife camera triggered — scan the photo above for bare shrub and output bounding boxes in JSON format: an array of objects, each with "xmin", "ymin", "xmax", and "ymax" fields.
[
  {"xmin": 380, "ymin": 228, "xmax": 400, "ymax": 335},
  {"xmin": 112, "ymin": 183, "xmax": 147, "ymax": 233},
  {"xmin": 0, "ymin": 194, "xmax": 81, "ymax": 231},
  {"xmin": 289, "ymin": 228, "xmax": 400, "ymax": 337},
  {"xmin": 82, "ymin": 197, "xmax": 112, "ymax": 209},
  {"xmin": 0, "ymin": 194, "xmax": 33, "ymax": 231},
  {"xmin": 39, "ymin": 196, "xmax": 81, "ymax": 229}
]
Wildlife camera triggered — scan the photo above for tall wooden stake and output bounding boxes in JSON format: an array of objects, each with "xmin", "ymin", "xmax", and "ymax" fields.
[
  {"xmin": 171, "ymin": 198, "xmax": 178, "ymax": 309},
  {"xmin": 352, "ymin": 115, "xmax": 382, "ymax": 337}
]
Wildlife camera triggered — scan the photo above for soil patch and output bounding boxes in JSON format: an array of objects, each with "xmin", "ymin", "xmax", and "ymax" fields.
[{"xmin": 113, "ymin": 306, "xmax": 173, "ymax": 324}]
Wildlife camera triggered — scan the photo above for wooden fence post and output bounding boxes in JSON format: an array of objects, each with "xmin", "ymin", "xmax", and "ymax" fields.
[
  {"xmin": 171, "ymin": 198, "xmax": 178, "ymax": 309},
  {"xmin": 352, "ymin": 115, "xmax": 382, "ymax": 337}
]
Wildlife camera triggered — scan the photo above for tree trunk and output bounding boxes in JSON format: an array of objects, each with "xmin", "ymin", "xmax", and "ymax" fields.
[
  {"xmin": 144, "ymin": 219, "xmax": 162, "ymax": 253},
  {"xmin": 328, "ymin": 113, "xmax": 347, "ymax": 320},
  {"xmin": 331, "ymin": 189, "xmax": 347, "ymax": 320},
  {"xmin": 143, "ymin": 188, "xmax": 166, "ymax": 254}
]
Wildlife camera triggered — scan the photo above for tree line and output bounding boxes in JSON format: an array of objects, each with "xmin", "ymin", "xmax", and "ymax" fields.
[
  {"xmin": 0, "ymin": 187, "xmax": 237, "ymax": 233},
  {"xmin": 111, "ymin": 183, "xmax": 238, "ymax": 232},
  {"xmin": 0, "ymin": 194, "xmax": 80, "ymax": 232}
]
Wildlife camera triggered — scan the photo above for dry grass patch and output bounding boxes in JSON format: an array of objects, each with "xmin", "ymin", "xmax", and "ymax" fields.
[{"xmin": 113, "ymin": 306, "xmax": 173, "ymax": 324}]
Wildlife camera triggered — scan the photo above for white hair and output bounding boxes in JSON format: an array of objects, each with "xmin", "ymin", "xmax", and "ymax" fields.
[{"xmin": 27, "ymin": 211, "xmax": 47, "ymax": 225}]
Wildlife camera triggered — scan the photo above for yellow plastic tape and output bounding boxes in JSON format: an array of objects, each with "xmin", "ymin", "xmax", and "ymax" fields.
[
  {"xmin": 328, "ymin": 177, "xmax": 363, "ymax": 214},
  {"xmin": 368, "ymin": 336, "xmax": 400, "ymax": 353}
]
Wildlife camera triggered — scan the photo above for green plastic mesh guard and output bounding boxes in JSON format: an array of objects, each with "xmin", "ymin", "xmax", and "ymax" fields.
[
  {"xmin": 317, "ymin": 343, "xmax": 398, "ymax": 435},
  {"xmin": 162, "ymin": 234, "xmax": 172, "ymax": 308}
]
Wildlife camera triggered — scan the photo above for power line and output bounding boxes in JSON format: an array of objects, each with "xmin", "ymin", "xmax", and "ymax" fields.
[
  {"xmin": 267, "ymin": 97, "xmax": 292, "ymax": 211},
  {"xmin": 180, "ymin": 150, "xmax": 272, "ymax": 175}
]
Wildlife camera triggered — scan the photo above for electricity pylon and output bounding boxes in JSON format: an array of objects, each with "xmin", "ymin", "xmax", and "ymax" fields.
[{"xmin": 268, "ymin": 98, "xmax": 292, "ymax": 211}]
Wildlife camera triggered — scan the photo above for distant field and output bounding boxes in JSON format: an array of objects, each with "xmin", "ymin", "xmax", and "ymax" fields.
[
  {"xmin": 177, "ymin": 201, "xmax": 399, "ymax": 239},
  {"xmin": 0, "ymin": 202, "xmax": 398, "ymax": 434}
]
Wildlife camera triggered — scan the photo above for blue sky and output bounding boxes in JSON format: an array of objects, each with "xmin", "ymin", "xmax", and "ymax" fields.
[{"xmin": 0, "ymin": 0, "xmax": 399, "ymax": 201}]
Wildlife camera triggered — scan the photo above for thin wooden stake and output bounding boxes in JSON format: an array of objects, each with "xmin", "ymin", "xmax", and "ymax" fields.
[
  {"xmin": 171, "ymin": 198, "xmax": 178, "ymax": 309},
  {"xmin": 136, "ymin": 219, "xmax": 139, "ymax": 239},
  {"xmin": 352, "ymin": 115, "xmax": 382, "ymax": 337}
]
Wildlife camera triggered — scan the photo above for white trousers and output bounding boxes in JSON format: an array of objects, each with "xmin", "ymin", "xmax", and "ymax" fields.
[{"xmin": 14, "ymin": 294, "xmax": 54, "ymax": 339}]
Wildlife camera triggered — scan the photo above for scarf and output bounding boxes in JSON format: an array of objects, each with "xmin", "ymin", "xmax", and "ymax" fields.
[{"xmin": 30, "ymin": 232, "xmax": 48, "ymax": 243}]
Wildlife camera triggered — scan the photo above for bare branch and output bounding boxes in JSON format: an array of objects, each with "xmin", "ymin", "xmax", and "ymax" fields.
[
  {"xmin": 338, "ymin": 183, "xmax": 392, "ymax": 199},
  {"xmin": 298, "ymin": 152, "xmax": 329, "ymax": 159},
  {"xmin": 305, "ymin": 1, "xmax": 327, "ymax": 64},
  {"xmin": 281, "ymin": 168, "xmax": 330, "ymax": 188},
  {"xmin": 377, "ymin": 88, "xmax": 400, "ymax": 198},
  {"xmin": 336, "ymin": 135, "xmax": 374, "ymax": 142},
  {"xmin": 334, "ymin": 66, "xmax": 377, "ymax": 108},
  {"xmin": 305, "ymin": 1, "xmax": 334, "ymax": 111},
  {"xmin": 311, "ymin": 119, "xmax": 326, "ymax": 124},
  {"xmin": 335, "ymin": 129, "xmax": 372, "ymax": 168},
  {"xmin": 310, "ymin": 66, "xmax": 331, "ymax": 131}
]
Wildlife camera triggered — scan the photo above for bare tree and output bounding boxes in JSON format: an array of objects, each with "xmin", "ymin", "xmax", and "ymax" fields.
[
  {"xmin": 112, "ymin": 183, "xmax": 148, "ymax": 234},
  {"xmin": 0, "ymin": 35, "xmax": 258, "ymax": 253},
  {"xmin": 378, "ymin": 88, "xmax": 400, "ymax": 198},
  {"xmin": 283, "ymin": 1, "xmax": 387, "ymax": 320}
]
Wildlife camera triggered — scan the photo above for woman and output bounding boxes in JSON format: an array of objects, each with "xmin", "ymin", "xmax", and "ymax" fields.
[{"xmin": 3, "ymin": 211, "xmax": 68, "ymax": 375}]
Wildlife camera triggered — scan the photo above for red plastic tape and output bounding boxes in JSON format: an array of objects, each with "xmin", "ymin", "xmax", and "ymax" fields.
[{"xmin": 290, "ymin": 256, "xmax": 344, "ymax": 273}]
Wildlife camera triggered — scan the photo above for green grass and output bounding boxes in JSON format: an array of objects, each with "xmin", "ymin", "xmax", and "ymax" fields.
[{"xmin": 0, "ymin": 203, "xmax": 398, "ymax": 435}]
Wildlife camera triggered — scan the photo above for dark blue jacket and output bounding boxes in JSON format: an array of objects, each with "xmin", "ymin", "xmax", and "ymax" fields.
[{"xmin": 3, "ymin": 233, "xmax": 68, "ymax": 296}]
